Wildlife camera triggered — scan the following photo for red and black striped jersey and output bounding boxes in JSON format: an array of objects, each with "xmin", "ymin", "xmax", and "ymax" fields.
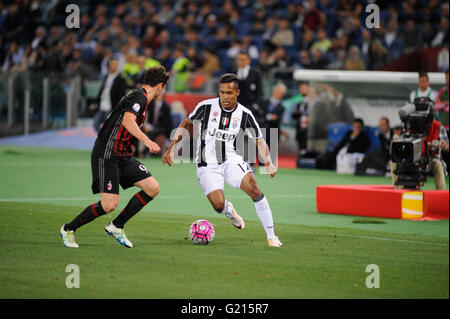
[{"xmin": 95, "ymin": 88, "xmax": 149, "ymax": 158}]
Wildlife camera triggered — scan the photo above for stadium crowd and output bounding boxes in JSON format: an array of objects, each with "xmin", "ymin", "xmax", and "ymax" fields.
[{"xmin": 1, "ymin": 0, "xmax": 449, "ymax": 86}]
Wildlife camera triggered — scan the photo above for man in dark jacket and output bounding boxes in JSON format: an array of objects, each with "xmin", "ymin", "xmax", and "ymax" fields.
[
  {"xmin": 356, "ymin": 117, "xmax": 393, "ymax": 175},
  {"xmin": 261, "ymin": 83, "xmax": 286, "ymax": 158},
  {"xmin": 92, "ymin": 58, "xmax": 127, "ymax": 133},
  {"xmin": 235, "ymin": 50, "xmax": 264, "ymax": 123},
  {"xmin": 317, "ymin": 118, "xmax": 371, "ymax": 170},
  {"xmin": 235, "ymin": 50, "xmax": 264, "ymax": 166}
]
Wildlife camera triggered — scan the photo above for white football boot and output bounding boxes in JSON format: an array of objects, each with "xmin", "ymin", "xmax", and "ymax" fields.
[
  {"xmin": 268, "ymin": 235, "xmax": 284, "ymax": 247},
  {"xmin": 60, "ymin": 225, "xmax": 79, "ymax": 248},
  {"xmin": 104, "ymin": 222, "xmax": 133, "ymax": 248},
  {"xmin": 225, "ymin": 202, "xmax": 245, "ymax": 229}
]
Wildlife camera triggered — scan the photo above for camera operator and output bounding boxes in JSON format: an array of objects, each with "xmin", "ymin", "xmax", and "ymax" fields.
[{"xmin": 391, "ymin": 98, "xmax": 449, "ymax": 190}]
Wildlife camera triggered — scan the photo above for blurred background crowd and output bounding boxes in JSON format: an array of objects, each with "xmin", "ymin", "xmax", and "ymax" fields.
[{"xmin": 1, "ymin": 0, "xmax": 449, "ymax": 85}]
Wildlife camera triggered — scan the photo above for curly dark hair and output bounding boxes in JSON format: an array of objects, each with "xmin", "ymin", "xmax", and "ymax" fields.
[{"xmin": 142, "ymin": 65, "xmax": 170, "ymax": 87}]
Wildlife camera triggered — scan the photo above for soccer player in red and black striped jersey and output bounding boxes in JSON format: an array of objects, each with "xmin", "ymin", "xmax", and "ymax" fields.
[{"xmin": 60, "ymin": 66, "xmax": 170, "ymax": 248}]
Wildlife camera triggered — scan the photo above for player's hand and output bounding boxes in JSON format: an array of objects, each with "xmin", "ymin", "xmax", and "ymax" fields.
[
  {"xmin": 162, "ymin": 149, "xmax": 174, "ymax": 166},
  {"xmin": 265, "ymin": 162, "xmax": 277, "ymax": 178},
  {"xmin": 145, "ymin": 139, "xmax": 161, "ymax": 154}
]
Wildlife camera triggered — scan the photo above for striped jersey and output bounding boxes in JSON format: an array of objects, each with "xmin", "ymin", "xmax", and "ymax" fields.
[
  {"xmin": 95, "ymin": 88, "xmax": 149, "ymax": 158},
  {"xmin": 188, "ymin": 98, "xmax": 263, "ymax": 166}
]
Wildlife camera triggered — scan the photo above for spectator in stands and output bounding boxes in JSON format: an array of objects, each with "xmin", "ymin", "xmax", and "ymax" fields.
[
  {"xmin": 65, "ymin": 48, "xmax": 85, "ymax": 77},
  {"xmin": 420, "ymin": 22, "xmax": 435, "ymax": 48},
  {"xmin": 262, "ymin": 17, "xmax": 278, "ymax": 49},
  {"xmin": 171, "ymin": 45, "xmax": 190, "ymax": 92},
  {"xmin": 359, "ymin": 29, "xmax": 372, "ymax": 59},
  {"xmin": 31, "ymin": 26, "xmax": 46, "ymax": 50},
  {"xmin": 240, "ymin": 36, "xmax": 260, "ymax": 61},
  {"xmin": 310, "ymin": 47, "xmax": 329, "ymax": 69},
  {"xmin": 382, "ymin": 18, "xmax": 404, "ymax": 62},
  {"xmin": 2, "ymin": 41, "xmax": 24, "ymax": 71},
  {"xmin": 267, "ymin": 46, "xmax": 290, "ymax": 70},
  {"xmin": 344, "ymin": 45, "xmax": 365, "ymax": 70},
  {"xmin": 198, "ymin": 48, "xmax": 220, "ymax": 78},
  {"xmin": 431, "ymin": 17, "xmax": 449, "ymax": 48},
  {"xmin": 10, "ymin": 43, "xmax": 32, "ymax": 72},
  {"xmin": 255, "ymin": 48, "xmax": 271, "ymax": 78},
  {"xmin": 368, "ymin": 39, "xmax": 388, "ymax": 71},
  {"xmin": 143, "ymin": 48, "xmax": 160, "ymax": 69},
  {"xmin": 399, "ymin": 19, "xmax": 420, "ymax": 53},
  {"xmin": 45, "ymin": 40, "xmax": 65, "ymax": 73},
  {"xmin": 304, "ymin": 0, "xmax": 325, "ymax": 31},
  {"xmin": 327, "ymin": 48, "xmax": 346, "ymax": 70},
  {"xmin": 271, "ymin": 18, "xmax": 295, "ymax": 47},
  {"xmin": 299, "ymin": 29, "xmax": 315, "ymax": 52},
  {"xmin": 410, "ymin": 72, "xmax": 438, "ymax": 102},
  {"xmin": 316, "ymin": 118, "xmax": 371, "ymax": 170},
  {"xmin": 29, "ymin": 42, "xmax": 47, "ymax": 71},
  {"xmin": 311, "ymin": 29, "xmax": 332, "ymax": 53},
  {"xmin": 299, "ymin": 50, "xmax": 312, "ymax": 69},
  {"xmin": 133, "ymin": 55, "xmax": 147, "ymax": 86},
  {"xmin": 186, "ymin": 46, "xmax": 203, "ymax": 73},
  {"xmin": 91, "ymin": 57, "xmax": 127, "ymax": 133}
]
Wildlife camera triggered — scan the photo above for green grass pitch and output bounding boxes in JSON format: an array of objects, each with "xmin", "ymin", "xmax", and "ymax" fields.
[{"xmin": 0, "ymin": 146, "xmax": 448, "ymax": 298}]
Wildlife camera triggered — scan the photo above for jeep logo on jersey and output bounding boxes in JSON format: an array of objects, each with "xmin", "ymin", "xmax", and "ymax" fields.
[{"xmin": 208, "ymin": 128, "xmax": 236, "ymax": 141}]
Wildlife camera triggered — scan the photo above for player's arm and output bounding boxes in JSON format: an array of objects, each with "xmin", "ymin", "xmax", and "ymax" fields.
[
  {"xmin": 122, "ymin": 111, "xmax": 160, "ymax": 153},
  {"xmin": 253, "ymin": 137, "xmax": 277, "ymax": 178},
  {"xmin": 162, "ymin": 117, "xmax": 192, "ymax": 166}
]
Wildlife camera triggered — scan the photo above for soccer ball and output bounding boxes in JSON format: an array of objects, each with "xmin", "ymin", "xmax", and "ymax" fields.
[{"xmin": 189, "ymin": 219, "xmax": 215, "ymax": 245}]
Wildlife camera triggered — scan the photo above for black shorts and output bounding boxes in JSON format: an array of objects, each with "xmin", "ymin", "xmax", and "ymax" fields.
[{"xmin": 91, "ymin": 153, "xmax": 152, "ymax": 195}]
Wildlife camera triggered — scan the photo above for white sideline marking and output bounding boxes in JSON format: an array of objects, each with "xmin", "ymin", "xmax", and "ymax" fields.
[{"xmin": 294, "ymin": 230, "xmax": 448, "ymax": 246}]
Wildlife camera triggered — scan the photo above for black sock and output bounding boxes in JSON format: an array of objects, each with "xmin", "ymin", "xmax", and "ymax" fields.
[
  {"xmin": 112, "ymin": 191, "xmax": 153, "ymax": 228},
  {"xmin": 65, "ymin": 201, "xmax": 107, "ymax": 231}
]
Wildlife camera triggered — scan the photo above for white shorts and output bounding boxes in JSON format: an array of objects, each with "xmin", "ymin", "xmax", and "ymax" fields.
[{"xmin": 196, "ymin": 158, "xmax": 253, "ymax": 196}]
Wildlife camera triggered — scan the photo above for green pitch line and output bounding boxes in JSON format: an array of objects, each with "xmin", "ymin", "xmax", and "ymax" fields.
[{"xmin": 0, "ymin": 146, "xmax": 448, "ymax": 238}]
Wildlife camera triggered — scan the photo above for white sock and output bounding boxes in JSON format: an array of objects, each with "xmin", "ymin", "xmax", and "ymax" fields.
[
  {"xmin": 253, "ymin": 194, "xmax": 275, "ymax": 240},
  {"xmin": 220, "ymin": 200, "xmax": 233, "ymax": 218}
]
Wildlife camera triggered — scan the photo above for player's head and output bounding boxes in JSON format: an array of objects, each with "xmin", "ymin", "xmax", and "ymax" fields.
[
  {"xmin": 142, "ymin": 65, "xmax": 170, "ymax": 101},
  {"xmin": 418, "ymin": 72, "xmax": 430, "ymax": 91},
  {"xmin": 219, "ymin": 73, "xmax": 240, "ymax": 109}
]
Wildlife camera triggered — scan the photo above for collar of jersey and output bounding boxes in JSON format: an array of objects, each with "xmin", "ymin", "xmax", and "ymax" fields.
[{"xmin": 219, "ymin": 98, "xmax": 238, "ymax": 113}]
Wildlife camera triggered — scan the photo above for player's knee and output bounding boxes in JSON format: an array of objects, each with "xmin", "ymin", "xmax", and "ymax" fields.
[
  {"xmin": 249, "ymin": 186, "xmax": 262, "ymax": 201},
  {"xmin": 101, "ymin": 200, "xmax": 118, "ymax": 213},
  {"xmin": 143, "ymin": 181, "xmax": 160, "ymax": 198},
  {"xmin": 212, "ymin": 200, "xmax": 225, "ymax": 213}
]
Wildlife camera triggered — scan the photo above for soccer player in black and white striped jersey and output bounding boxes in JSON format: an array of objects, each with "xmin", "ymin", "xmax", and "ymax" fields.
[
  {"xmin": 60, "ymin": 66, "xmax": 169, "ymax": 248},
  {"xmin": 162, "ymin": 74, "xmax": 283, "ymax": 247}
]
